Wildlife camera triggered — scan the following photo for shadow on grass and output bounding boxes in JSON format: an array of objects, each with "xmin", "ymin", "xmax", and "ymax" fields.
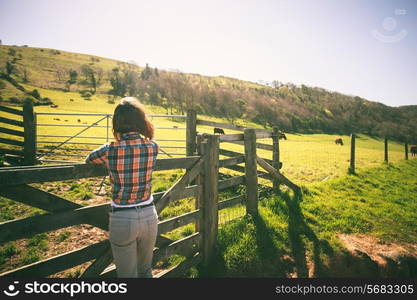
[{"xmin": 277, "ymin": 190, "xmax": 331, "ymax": 277}]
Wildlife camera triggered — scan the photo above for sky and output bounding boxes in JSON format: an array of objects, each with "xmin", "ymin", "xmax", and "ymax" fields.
[{"xmin": 0, "ymin": 0, "xmax": 416, "ymax": 107}]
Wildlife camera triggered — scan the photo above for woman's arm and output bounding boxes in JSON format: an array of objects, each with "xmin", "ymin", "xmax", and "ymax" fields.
[{"xmin": 85, "ymin": 143, "xmax": 109, "ymax": 164}]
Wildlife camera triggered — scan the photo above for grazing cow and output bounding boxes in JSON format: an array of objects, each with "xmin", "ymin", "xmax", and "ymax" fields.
[
  {"xmin": 335, "ymin": 137, "xmax": 344, "ymax": 145},
  {"xmin": 64, "ymin": 119, "xmax": 68, "ymax": 122},
  {"xmin": 410, "ymin": 145, "xmax": 417, "ymax": 157},
  {"xmin": 278, "ymin": 131, "xmax": 287, "ymax": 140},
  {"xmin": 214, "ymin": 127, "xmax": 225, "ymax": 135},
  {"xmin": 53, "ymin": 118, "xmax": 60, "ymax": 121},
  {"xmin": 50, "ymin": 104, "xmax": 59, "ymax": 108},
  {"xmin": 70, "ymin": 99, "xmax": 74, "ymax": 102},
  {"xmin": 173, "ymin": 125, "xmax": 178, "ymax": 128},
  {"xmin": 77, "ymin": 119, "xmax": 81, "ymax": 123}
]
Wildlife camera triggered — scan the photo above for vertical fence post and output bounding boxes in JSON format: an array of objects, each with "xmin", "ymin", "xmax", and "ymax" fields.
[
  {"xmin": 272, "ymin": 127, "xmax": 280, "ymax": 191},
  {"xmin": 244, "ymin": 128, "xmax": 258, "ymax": 216},
  {"xmin": 106, "ymin": 115, "xmax": 109, "ymax": 143},
  {"xmin": 405, "ymin": 143, "xmax": 408, "ymax": 160},
  {"xmin": 349, "ymin": 133, "xmax": 356, "ymax": 174},
  {"xmin": 384, "ymin": 138, "xmax": 388, "ymax": 162},
  {"xmin": 186, "ymin": 110, "xmax": 197, "ymax": 156},
  {"xmin": 23, "ymin": 99, "xmax": 36, "ymax": 165},
  {"xmin": 195, "ymin": 133, "xmax": 204, "ymax": 234},
  {"xmin": 200, "ymin": 134, "xmax": 219, "ymax": 266}
]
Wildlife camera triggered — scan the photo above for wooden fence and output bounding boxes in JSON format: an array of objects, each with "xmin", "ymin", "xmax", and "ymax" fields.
[
  {"xmin": 0, "ymin": 100, "xmax": 36, "ymax": 165},
  {"xmin": 0, "ymin": 127, "xmax": 298, "ymax": 278}
]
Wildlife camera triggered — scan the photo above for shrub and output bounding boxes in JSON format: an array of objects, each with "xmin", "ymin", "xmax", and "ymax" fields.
[
  {"xmin": 27, "ymin": 89, "xmax": 41, "ymax": 99},
  {"xmin": 9, "ymin": 97, "xmax": 20, "ymax": 104},
  {"xmin": 0, "ymin": 242, "xmax": 19, "ymax": 258},
  {"xmin": 58, "ymin": 231, "xmax": 71, "ymax": 243},
  {"xmin": 21, "ymin": 248, "xmax": 41, "ymax": 264},
  {"xmin": 80, "ymin": 90, "xmax": 92, "ymax": 100}
]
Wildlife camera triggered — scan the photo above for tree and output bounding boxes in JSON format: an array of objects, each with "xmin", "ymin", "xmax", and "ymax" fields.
[
  {"xmin": 5, "ymin": 61, "xmax": 16, "ymax": 76},
  {"xmin": 22, "ymin": 68, "xmax": 29, "ymax": 83},
  {"xmin": 140, "ymin": 63, "xmax": 153, "ymax": 80},
  {"xmin": 80, "ymin": 64, "xmax": 103, "ymax": 94},
  {"xmin": 66, "ymin": 70, "xmax": 77, "ymax": 91}
]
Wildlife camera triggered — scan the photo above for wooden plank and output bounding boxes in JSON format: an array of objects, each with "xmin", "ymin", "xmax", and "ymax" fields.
[
  {"xmin": 0, "ymin": 164, "xmax": 108, "ymax": 186},
  {"xmin": 0, "ymin": 105, "xmax": 23, "ymax": 116},
  {"xmin": 272, "ymin": 127, "xmax": 281, "ymax": 190},
  {"xmin": 157, "ymin": 210, "xmax": 201, "ymax": 235},
  {"xmin": 350, "ymin": 133, "xmax": 356, "ymax": 173},
  {"xmin": 219, "ymin": 148, "xmax": 243, "ymax": 158},
  {"xmin": 0, "ymin": 157, "xmax": 201, "ymax": 187},
  {"xmin": 0, "ymin": 116, "xmax": 24, "ymax": 127},
  {"xmin": 218, "ymin": 195, "xmax": 245, "ymax": 210},
  {"xmin": 256, "ymin": 156, "xmax": 301, "ymax": 194},
  {"xmin": 156, "ymin": 252, "xmax": 202, "ymax": 278},
  {"xmin": 0, "ymin": 148, "xmax": 24, "ymax": 156},
  {"xmin": 23, "ymin": 99, "xmax": 37, "ymax": 165},
  {"xmin": 223, "ymin": 165, "xmax": 272, "ymax": 180},
  {"xmin": 197, "ymin": 119, "xmax": 247, "ymax": 132},
  {"xmin": 155, "ymin": 158, "xmax": 203, "ymax": 213},
  {"xmin": 81, "ymin": 244, "xmax": 113, "ymax": 278},
  {"xmin": 219, "ymin": 134, "xmax": 244, "ymax": 142},
  {"xmin": 224, "ymin": 139, "xmax": 273, "ymax": 151},
  {"xmin": 153, "ymin": 185, "xmax": 198, "ymax": 203},
  {"xmin": 186, "ymin": 110, "xmax": 197, "ymax": 156},
  {"xmin": 405, "ymin": 143, "xmax": 408, "ymax": 160},
  {"xmin": 155, "ymin": 156, "xmax": 201, "ymax": 171},
  {"xmin": 200, "ymin": 135, "xmax": 219, "ymax": 266},
  {"xmin": 0, "ymin": 203, "xmax": 109, "ymax": 243},
  {"xmin": 244, "ymin": 128, "xmax": 258, "ymax": 216},
  {"xmin": 153, "ymin": 233, "xmax": 201, "ymax": 264},
  {"xmin": 255, "ymin": 131, "xmax": 272, "ymax": 139},
  {"xmin": 0, "ymin": 240, "xmax": 109, "ymax": 278},
  {"xmin": 0, "ymin": 137, "xmax": 24, "ymax": 147},
  {"xmin": 218, "ymin": 175, "xmax": 245, "ymax": 191},
  {"xmin": 219, "ymin": 155, "xmax": 245, "ymax": 168},
  {"xmin": 0, "ymin": 185, "xmax": 82, "ymax": 213},
  {"xmin": 0, "ymin": 127, "xmax": 24, "ymax": 137}
]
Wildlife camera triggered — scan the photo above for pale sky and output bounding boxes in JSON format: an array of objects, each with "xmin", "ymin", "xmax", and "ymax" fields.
[{"xmin": 0, "ymin": 0, "xmax": 416, "ymax": 106}]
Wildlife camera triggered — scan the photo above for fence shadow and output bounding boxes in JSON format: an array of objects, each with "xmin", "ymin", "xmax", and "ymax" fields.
[{"xmin": 279, "ymin": 190, "xmax": 331, "ymax": 277}]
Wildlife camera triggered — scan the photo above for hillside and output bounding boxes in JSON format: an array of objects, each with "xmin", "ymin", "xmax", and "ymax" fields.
[{"xmin": 0, "ymin": 44, "xmax": 416, "ymax": 142}]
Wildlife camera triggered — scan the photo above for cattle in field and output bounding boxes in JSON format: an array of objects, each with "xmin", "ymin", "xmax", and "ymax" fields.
[
  {"xmin": 53, "ymin": 118, "xmax": 60, "ymax": 121},
  {"xmin": 214, "ymin": 127, "xmax": 225, "ymax": 135},
  {"xmin": 278, "ymin": 131, "xmax": 287, "ymax": 140},
  {"xmin": 50, "ymin": 104, "xmax": 59, "ymax": 108},
  {"xmin": 77, "ymin": 119, "xmax": 81, "ymax": 123},
  {"xmin": 411, "ymin": 145, "xmax": 417, "ymax": 157},
  {"xmin": 335, "ymin": 137, "xmax": 344, "ymax": 145},
  {"xmin": 70, "ymin": 99, "xmax": 74, "ymax": 102}
]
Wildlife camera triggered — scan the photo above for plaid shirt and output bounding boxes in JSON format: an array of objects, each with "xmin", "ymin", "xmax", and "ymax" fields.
[{"xmin": 86, "ymin": 132, "xmax": 159, "ymax": 206}]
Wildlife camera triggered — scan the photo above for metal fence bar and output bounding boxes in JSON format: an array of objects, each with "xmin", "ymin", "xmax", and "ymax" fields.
[
  {"xmin": 37, "ymin": 141, "xmax": 104, "ymax": 146},
  {"xmin": 36, "ymin": 112, "xmax": 186, "ymax": 118}
]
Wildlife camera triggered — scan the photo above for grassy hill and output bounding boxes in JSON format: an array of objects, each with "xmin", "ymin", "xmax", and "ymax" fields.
[{"xmin": 0, "ymin": 44, "xmax": 416, "ymax": 142}]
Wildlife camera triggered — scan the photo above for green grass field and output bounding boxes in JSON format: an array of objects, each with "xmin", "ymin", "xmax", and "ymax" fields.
[
  {"xmin": 204, "ymin": 159, "xmax": 417, "ymax": 277},
  {"xmin": 0, "ymin": 85, "xmax": 414, "ymax": 277}
]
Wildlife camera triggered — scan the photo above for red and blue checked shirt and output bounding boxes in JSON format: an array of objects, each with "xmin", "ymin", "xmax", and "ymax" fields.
[{"xmin": 86, "ymin": 132, "xmax": 159, "ymax": 206}]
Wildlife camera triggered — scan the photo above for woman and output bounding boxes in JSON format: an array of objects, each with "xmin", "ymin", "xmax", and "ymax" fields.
[{"xmin": 86, "ymin": 97, "xmax": 159, "ymax": 278}]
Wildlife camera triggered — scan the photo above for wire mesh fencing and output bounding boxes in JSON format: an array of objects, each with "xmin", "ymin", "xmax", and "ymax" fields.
[{"xmin": 35, "ymin": 112, "xmax": 187, "ymax": 162}]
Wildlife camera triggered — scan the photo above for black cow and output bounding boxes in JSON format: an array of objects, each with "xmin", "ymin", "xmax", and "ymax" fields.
[
  {"xmin": 411, "ymin": 145, "xmax": 417, "ymax": 157},
  {"xmin": 335, "ymin": 137, "xmax": 344, "ymax": 145},
  {"xmin": 278, "ymin": 131, "xmax": 287, "ymax": 140},
  {"xmin": 214, "ymin": 127, "xmax": 225, "ymax": 135}
]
